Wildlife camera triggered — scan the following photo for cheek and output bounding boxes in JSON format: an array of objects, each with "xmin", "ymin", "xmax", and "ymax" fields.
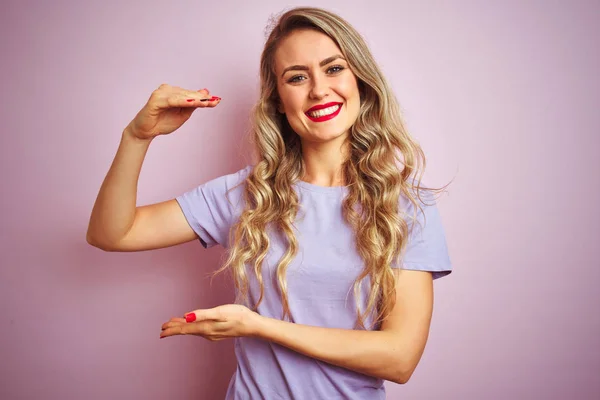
[
  {"xmin": 341, "ymin": 78, "xmax": 361, "ymax": 121},
  {"xmin": 279, "ymin": 91, "xmax": 303, "ymax": 115},
  {"xmin": 339, "ymin": 76, "xmax": 360, "ymax": 102}
]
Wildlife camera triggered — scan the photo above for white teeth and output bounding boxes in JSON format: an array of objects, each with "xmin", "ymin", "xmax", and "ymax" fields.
[{"xmin": 307, "ymin": 104, "xmax": 341, "ymax": 118}]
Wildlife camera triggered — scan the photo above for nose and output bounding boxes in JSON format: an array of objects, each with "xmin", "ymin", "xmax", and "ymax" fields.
[{"xmin": 309, "ymin": 74, "xmax": 329, "ymax": 100}]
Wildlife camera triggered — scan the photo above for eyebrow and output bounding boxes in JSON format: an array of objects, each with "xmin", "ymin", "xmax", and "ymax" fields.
[{"xmin": 280, "ymin": 55, "xmax": 346, "ymax": 78}]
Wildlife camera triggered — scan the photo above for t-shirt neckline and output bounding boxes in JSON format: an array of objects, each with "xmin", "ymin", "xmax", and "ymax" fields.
[{"xmin": 293, "ymin": 180, "xmax": 349, "ymax": 194}]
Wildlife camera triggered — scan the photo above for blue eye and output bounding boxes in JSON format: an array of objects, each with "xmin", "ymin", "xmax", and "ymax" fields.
[
  {"xmin": 289, "ymin": 75, "xmax": 306, "ymax": 83},
  {"xmin": 286, "ymin": 65, "xmax": 345, "ymax": 84}
]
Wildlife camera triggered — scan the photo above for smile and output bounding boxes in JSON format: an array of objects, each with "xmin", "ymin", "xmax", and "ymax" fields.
[{"xmin": 305, "ymin": 103, "xmax": 342, "ymax": 122}]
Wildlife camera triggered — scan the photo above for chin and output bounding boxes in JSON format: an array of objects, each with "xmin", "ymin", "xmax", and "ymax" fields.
[{"xmin": 302, "ymin": 129, "xmax": 349, "ymax": 144}]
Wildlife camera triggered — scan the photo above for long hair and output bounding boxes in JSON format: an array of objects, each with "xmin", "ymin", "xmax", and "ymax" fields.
[{"xmin": 213, "ymin": 7, "xmax": 446, "ymax": 329}]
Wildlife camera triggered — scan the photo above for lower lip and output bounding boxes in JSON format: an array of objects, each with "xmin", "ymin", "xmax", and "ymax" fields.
[{"xmin": 305, "ymin": 104, "xmax": 342, "ymax": 122}]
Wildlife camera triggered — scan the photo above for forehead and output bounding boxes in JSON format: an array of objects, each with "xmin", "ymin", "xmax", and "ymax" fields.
[{"xmin": 274, "ymin": 29, "xmax": 343, "ymax": 71}]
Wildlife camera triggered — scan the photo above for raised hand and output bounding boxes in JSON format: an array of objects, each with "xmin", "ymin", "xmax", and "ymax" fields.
[{"xmin": 125, "ymin": 84, "xmax": 221, "ymax": 141}]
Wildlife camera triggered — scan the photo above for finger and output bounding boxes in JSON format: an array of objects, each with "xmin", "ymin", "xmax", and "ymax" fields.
[
  {"xmin": 177, "ymin": 94, "xmax": 221, "ymax": 109},
  {"xmin": 151, "ymin": 87, "xmax": 219, "ymax": 110},
  {"xmin": 161, "ymin": 319, "xmax": 186, "ymax": 330},
  {"xmin": 161, "ymin": 320, "xmax": 212, "ymax": 338},
  {"xmin": 197, "ymin": 96, "xmax": 222, "ymax": 107},
  {"xmin": 160, "ymin": 323, "xmax": 186, "ymax": 338},
  {"xmin": 150, "ymin": 91, "xmax": 196, "ymax": 110},
  {"xmin": 172, "ymin": 92, "xmax": 211, "ymax": 107},
  {"xmin": 160, "ymin": 319, "xmax": 208, "ymax": 337},
  {"xmin": 182, "ymin": 88, "xmax": 220, "ymax": 106},
  {"xmin": 184, "ymin": 307, "xmax": 222, "ymax": 323},
  {"xmin": 158, "ymin": 85, "xmax": 206, "ymax": 99},
  {"xmin": 192, "ymin": 89, "xmax": 221, "ymax": 107}
]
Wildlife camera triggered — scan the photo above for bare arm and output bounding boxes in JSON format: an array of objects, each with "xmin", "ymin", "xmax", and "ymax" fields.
[
  {"xmin": 86, "ymin": 84, "xmax": 221, "ymax": 251},
  {"xmin": 167, "ymin": 269, "xmax": 434, "ymax": 384},
  {"xmin": 86, "ymin": 129, "xmax": 196, "ymax": 251},
  {"xmin": 253, "ymin": 269, "xmax": 433, "ymax": 384}
]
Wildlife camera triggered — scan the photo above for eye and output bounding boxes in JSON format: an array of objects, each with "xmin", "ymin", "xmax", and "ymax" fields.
[
  {"xmin": 288, "ymin": 75, "xmax": 306, "ymax": 83},
  {"xmin": 327, "ymin": 65, "xmax": 345, "ymax": 74}
]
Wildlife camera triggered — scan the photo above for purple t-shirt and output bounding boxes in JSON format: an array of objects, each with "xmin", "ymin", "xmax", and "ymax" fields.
[{"xmin": 176, "ymin": 165, "xmax": 452, "ymax": 399}]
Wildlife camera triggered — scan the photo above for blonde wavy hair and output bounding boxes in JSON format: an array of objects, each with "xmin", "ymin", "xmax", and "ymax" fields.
[{"xmin": 213, "ymin": 7, "xmax": 445, "ymax": 329}]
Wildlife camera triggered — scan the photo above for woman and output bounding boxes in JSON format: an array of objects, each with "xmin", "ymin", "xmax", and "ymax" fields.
[{"xmin": 87, "ymin": 6, "xmax": 452, "ymax": 399}]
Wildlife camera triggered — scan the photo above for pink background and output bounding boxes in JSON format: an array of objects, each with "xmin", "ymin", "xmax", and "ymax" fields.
[{"xmin": 1, "ymin": 1, "xmax": 599, "ymax": 399}]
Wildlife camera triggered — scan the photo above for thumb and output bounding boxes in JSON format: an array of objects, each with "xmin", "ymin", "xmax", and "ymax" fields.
[
  {"xmin": 184, "ymin": 307, "xmax": 221, "ymax": 323},
  {"xmin": 185, "ymin": 312, "xmax": 197, "ymax": 323}
]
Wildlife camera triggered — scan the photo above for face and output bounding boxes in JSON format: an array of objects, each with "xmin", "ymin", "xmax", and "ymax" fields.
[{"xmin": 274, "ymin": 29, "xmax": 361, "ymax": 145}]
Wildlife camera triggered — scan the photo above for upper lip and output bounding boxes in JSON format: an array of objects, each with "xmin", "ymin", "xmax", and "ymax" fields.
[{"xmin": 305, "ymin": 102, "xmax": 342, "ymax": 113}]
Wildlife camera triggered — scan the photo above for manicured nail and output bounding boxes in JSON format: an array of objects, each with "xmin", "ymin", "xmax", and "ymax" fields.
[
  {"xmin": 186, "ymin": 99, "xmax": 194, "ymax": 102},
  {"xmin": 185, "ymin": 313, "xmax": 196, "ymax": 323}
]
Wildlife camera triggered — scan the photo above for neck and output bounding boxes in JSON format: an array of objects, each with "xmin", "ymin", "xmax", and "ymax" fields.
[{"xmin": 300, "ymin": 137, "xmax": 349, "ymax": 187}]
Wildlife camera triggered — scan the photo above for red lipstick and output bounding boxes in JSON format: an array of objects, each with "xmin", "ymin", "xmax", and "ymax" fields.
[{"xmin": 305, "ymin": 102, "xmax": 343, "ymax": 122}]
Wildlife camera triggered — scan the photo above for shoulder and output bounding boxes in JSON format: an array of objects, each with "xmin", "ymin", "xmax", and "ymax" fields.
[
  {"xmin": 176, "ymin": 164, "xmax": 253, "ymax": 214},
  {"xmin": 201, "ymin": 164, "xmax": 253, "ymax": 194},
  {"xmin": 399, "ymin": 178, "xmax": 438, "ymax": 221},
  {"xmin": 196, "ymin": 164, "xmax": 254, "ymax": 208}
]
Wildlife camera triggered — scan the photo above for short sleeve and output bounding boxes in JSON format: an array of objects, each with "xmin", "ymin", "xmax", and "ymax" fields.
[
  {"xmin": 175, "ymin": 166, "xmax": 251, "ymax": 248},
  {"xmin": 395, "ymin": 191, "xmax": 453, "ymax": 280}
]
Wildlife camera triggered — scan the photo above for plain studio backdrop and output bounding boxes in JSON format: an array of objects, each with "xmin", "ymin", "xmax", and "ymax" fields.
[{"xmin": 1, "ymin": 1, "xmax": 598, "ymax": 399}]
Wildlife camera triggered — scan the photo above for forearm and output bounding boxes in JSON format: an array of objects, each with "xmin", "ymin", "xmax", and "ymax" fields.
[
  {"xmin": 86, "ymin": 127, "xmax": 152, "ymax": 248},
  {"xmin": 254, "ymin": 316, "xmax": 408, "ymax": 384}
]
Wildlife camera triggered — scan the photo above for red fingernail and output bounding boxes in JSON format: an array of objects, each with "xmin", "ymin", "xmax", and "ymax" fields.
[
  {"xmin": 187, "ymin": 99, "xmax": 194, "ymax": 102},
  {"xmin": 185, "ymin": 313, "xmax": 196, "ymax": 323}
]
